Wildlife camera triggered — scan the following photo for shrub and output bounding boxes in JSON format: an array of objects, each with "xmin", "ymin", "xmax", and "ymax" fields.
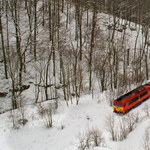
[
  {"xmin": 106, "ymin": 112, "xmax": 139, "ymax": 141},
  {"xmin": 141, "ymin": 126, "xmax": 150, "ymax": 150},
  {"xmin": 37, "ymin": 103, "xmax": 54, "ymax": 128},
  {"xmin": 77, "ymin": 127, "xmax": 105, "ymax": 150}
]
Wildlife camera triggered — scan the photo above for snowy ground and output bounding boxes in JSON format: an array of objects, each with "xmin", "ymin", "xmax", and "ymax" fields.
[{"xmin": 0, "ymin": 88, "xmax": 150, "ymax": 150}]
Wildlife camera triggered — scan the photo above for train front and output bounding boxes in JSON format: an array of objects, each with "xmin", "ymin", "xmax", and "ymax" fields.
[{"xmin": 113, "ymin": 101, "xmax": 124, "ymax": 114}]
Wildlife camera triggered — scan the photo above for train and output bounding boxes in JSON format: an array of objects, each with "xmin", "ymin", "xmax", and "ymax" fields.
[{"xmin": 113, "ymin": 82, "xmax": 150, "ymax": 114}]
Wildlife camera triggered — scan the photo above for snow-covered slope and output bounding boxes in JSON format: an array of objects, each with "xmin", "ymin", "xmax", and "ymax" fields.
[
  {"xmin": 0, "ymin": 91, "xmax": 150, "ymax": 150},
  {"xmin": 0, "ymin": 2, "xmax": 150, "ymax": 150}
]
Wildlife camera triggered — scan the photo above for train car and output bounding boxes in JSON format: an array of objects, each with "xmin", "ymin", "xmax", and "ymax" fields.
[{"xmin": 113, "ymin": 83, "xmax": 150, "ymax": 114}]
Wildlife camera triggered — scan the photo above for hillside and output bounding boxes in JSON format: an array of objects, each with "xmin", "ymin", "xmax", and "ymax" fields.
[
  {"xmin": 1, "ymin": 90, "xmax": 150, "ymax": 150},
  {"xmin": 1, "ymin": 0, "xmax": 150, "ymax": 150}
]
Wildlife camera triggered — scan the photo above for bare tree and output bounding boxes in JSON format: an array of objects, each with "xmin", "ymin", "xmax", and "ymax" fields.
[
  {"xmin": 26, "ymin": 0, "xmax": 34, "ymax": 53},
  {"xmin": 9, "ymin": 109, "xmax": 17, "ymax": 129},
  {"xmin": 141, "ymin": 126, "xmax": 150, "ymax": 150},
  {"xmin": 0, "ymin": 0, "xmax": 8, "ymax": 79},
  {"xmin": 91, "ymin": 127, "xmax": 104, "ymax": 147},
  {"xmin": 106, "ymin": 112, "xmax": 139, "ymax": 142},
  {"xmin": 18, "ymin": 105, "xmax": 28, "ymax": 126},
  {"xmin": 33, "ymin": 0, "xmax": 38, "ymax": 60},
  {"xmin": 143, "ymin": 104, "xmax": 150, "ymax": 118},
  {"xmin": 77, "ymin": 127, "xmax": 104, "ymax": 149},
  {"xmin": 48, "ymin": 0, "xmax": 52, "ymax": 41},
  {"xmin": 89, "ymin": 1, "xmax": 97, "ymax": 94},
  {"xmin": 105, "ymin": 115, "xmax": 117, "ymax": 141},
  {"xmin": 37, "ymin": 103, "xmax": 54, "ymax": 128}
]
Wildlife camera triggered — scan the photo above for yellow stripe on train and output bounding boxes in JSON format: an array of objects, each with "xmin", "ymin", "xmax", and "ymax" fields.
[{"xmin": 113, "ymin": 106, "xmax": 124, "ymax": 112}]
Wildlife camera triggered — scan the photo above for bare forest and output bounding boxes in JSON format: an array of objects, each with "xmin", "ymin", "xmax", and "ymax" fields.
[{"xmin": 0, "ymin": 0, "xmax": 150, "ymax": 110}]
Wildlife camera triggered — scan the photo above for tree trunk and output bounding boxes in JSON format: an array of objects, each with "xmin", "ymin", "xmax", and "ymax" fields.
[
  {"xmin": 42, "ymin": 0, "xmax": 45, "ymax": 26},
  {"xmin": 0, "ymin": 1, "xmax": 8, "ymax": 79},
  {"xmin": 89, "ymin": 5, "xmax": 97, "ymax": 93},
  {"xmin": 15, "ymin": 0, "xmax": 22, "ymax": 107},
  {"xmin": 87, "ymin": 9, "xmax": 89, "ymax": 27},
  {"xmin": 26, "ymin": 0, "xmax": 33, "ymax": 53},
  {"xmin": 60, "ymin": 52, "xmax": 67, "ymax": 102},
  {"xmin": 134, "ymin": 25, "xmax": 140, "ymax": 59},
  {"xmin": 66, "ymin": 2, "xmax": 69, "ymax": 29},
  {"xmin": 6, "ymin": 0, "xmax": 10, "ymax": 66},
  {"xmin": 145, "ymin": 54, "xmax": 148, "ymax": 80},
  {"xmin": 48, "ymin": 0, "xmax": 52, "ymax": 41},
  {"xmin": 45, "ymin": 50, "xmax": 52, "ymax": 100},
  {"xmin": 34, "ymin": 0, "xmax": 37, "ymax": 60}
]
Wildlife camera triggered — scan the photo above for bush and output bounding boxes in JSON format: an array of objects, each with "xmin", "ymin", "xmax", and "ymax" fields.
[
  {"xmin": 126, "ymin": 111, "xmax": 139, "ymax": 133},
  {"xmin": 105, "ymin": 115, "xmax": 117, "ymax": 141},
  {"xmin": 77, "ymin": 127, "xmax": 105, "ymax": 150},
  {"xmin": 106, "ymin": 112, "xmax": 139, "ymax": 141},
  {"xmin": 141, "ymin": 126, "xmax": 150, "ymax": 150},
  {"xmin": 143, "ymin": 104, "xmax": 150, "ymax": 118},
  {"xmin": 91, "ymin": 128, "xmax": 104, "ymax": 147},
  {"xmin": 37, "ymin": 103, "xmax": 54, "ymax": 128}
]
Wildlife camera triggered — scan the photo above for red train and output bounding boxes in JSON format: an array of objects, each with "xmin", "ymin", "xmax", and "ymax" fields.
[{"xmin": 113, "ymin": 83, "xmax": 150, "ymax": 114}]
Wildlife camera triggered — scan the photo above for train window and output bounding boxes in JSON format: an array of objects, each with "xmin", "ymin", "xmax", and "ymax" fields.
[
  {"xmin": 128, "ymin": 96, "xmax": 139, "ymax": 105},
  {"xmin": 119, "ymin": 104, "xmax": 122, "ymax": 107},
  {"xmin": 140, "ymin": 91, "xmax": 148, "ymax": 98}
]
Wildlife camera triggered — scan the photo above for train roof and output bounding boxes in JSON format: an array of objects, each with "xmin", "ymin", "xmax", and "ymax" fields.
[
  {"xmin": 115, "ymin": 85, "xmax": 146, "ymax": 102},
  {"xmin": 145, "ymin": 82, "xmax": 150, "ymax": 86}
]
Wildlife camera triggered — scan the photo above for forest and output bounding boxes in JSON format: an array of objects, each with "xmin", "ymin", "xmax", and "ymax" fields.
[{"xmin": 1, "ymin": 0, "xmax": 150, "ymax": 109}]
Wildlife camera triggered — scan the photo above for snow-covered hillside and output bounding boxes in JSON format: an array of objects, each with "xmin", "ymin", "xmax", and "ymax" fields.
[
  {"xmin": 1, "ymin": 1, "xmax": 150, "ymax": 150},
  {"xmin": 0, "ymin": 90, "xmax": 150, "ymax": 150}
]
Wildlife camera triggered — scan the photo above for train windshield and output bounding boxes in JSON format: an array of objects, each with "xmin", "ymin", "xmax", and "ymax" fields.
[
  {"xmin": 119, "ymin": 104, "xmax": 122, "ymax": 107},
  {"xmin": 114, "ymin": 103, "xmax": 117, "ymax": 106}
]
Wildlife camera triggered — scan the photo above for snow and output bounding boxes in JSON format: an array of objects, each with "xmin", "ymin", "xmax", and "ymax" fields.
[{"xmin": 1, "ymin": 90, "xmax": 150, "ymax": 150}]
